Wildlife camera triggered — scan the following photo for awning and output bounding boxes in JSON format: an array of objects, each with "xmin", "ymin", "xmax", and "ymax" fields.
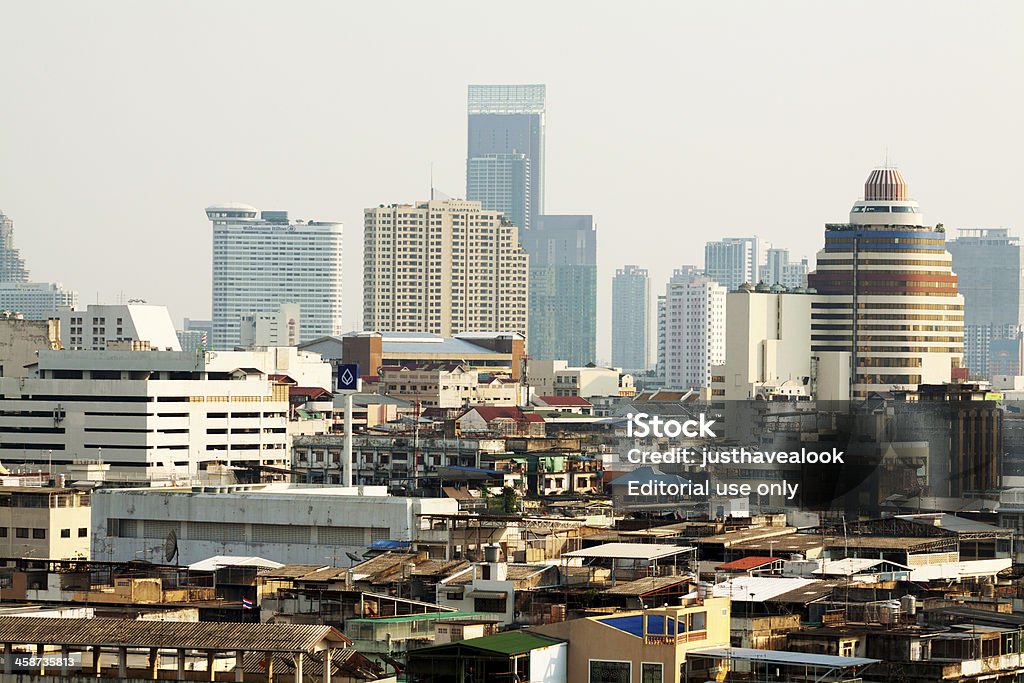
[{"xmin": 466, "ymin": 590, "xmax": 508, "ymax": 600}]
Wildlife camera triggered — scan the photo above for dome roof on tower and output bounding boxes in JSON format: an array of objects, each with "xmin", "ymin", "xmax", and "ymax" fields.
[{"xmin": 864, "ymin": 168, "xmax": 908, "ymax": 201}]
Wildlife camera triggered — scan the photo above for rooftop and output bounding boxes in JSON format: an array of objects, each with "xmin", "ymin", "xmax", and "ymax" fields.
[
  {"xmin": 0, "ymin": 617, "xmax": 349, "ymax": 653},
  {"xmin": 688, "ymin": 646, "xmax": 879, "ymax": 669},
  {"xmin": 563, "ymin": 543, "xmax": 695, "ymax": 561}
]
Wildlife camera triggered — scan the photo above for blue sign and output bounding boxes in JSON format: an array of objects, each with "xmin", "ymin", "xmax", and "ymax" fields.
[{"xmin": 337, "ymin": 363, "xmax": 359, "ymax": 392}]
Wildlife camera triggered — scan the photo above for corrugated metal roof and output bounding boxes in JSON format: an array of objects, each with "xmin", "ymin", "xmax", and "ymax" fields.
[
  {"xmin": 688, "ymin": 646, "xmax": 879, "ymax": 668},
  {"xmin": 0, "ymin": 617, "xmax": 348, "ymax": 652},
  {"xmin": 604, "ymin": 575, "xmax": 690, "ymax": 596},
  {"xmin": 452, "ymin": 631, "xmax": 563, "ymax": 655},
  {"xmin": 709, "ymin": 577, "xmax": 822, "ymax": 602},
  {"xmin": 564, "ymin": 543, "xmax": 694, "ymax": 561}
]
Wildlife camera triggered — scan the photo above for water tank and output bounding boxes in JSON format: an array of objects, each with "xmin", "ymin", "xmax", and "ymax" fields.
[
  {"xmin": 484, "ymin": 544, "xmax": 501, "ymax": 563},
  {"xmin": 901, "ymin": 595, "xmax": 917, "ymax": 615}
]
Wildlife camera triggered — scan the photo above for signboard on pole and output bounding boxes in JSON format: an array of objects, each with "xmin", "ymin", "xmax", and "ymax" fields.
[{"xmin": 337, "ymin": 363, "xmax": 359, "ymax": 392}]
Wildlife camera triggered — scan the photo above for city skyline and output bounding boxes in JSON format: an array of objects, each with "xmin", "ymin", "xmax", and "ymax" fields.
[{"xmin": 1, "ymin": 2, "xmax": 1021, "ymax": 362}]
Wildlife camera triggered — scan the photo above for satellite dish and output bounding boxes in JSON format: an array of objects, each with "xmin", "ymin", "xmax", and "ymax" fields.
[
  {"xmin": 164, "ymin": 529, "xmax": 179, "ymax": 564},
  {"xmin": 345, "ymin": 552, "xmax": 363, "ymax": 565}
]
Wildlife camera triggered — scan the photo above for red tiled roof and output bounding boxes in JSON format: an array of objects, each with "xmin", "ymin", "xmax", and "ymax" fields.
[
  {"xmin": 715, "ymin": 556, "xmax": 779, "ymax": 571},
  {"xmin": 289, "ymin": 386, "xmax": 333, "ymax": 400},
  {"xmin": 537, "ymin": 395, "xmax": 592, "ymax": 406},
  {"xmin": 464, "ymin": 406, "xmax": 527, "ymax": 422}
]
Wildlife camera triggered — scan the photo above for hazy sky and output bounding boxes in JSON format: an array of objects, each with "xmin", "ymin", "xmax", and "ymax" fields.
[{"xmin": 2, "ymin": 1, "xmax": 1021, "ymax": 362}]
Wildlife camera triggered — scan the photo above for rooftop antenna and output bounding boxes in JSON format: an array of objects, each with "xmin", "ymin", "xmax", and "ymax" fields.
[{"xmin": 430, "ymin": 162, "xmax": 434, "ymax": 200}]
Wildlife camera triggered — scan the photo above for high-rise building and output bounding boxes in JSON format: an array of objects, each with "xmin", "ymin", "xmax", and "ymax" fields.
[
  {"xmin": 704, "ymin": 237, "xmax": 763, "ymax": 291},
  {"xmin": 521, "ymin": 215, "xmax": 596, "ymax": 365},
  {"xmin": 239, "ymin": 304, "xmax": 301, "ymax": 348},
  {"xmin": 0, "ymin": 282, "xmax": 77, "ymax": 319},
  {"xmin": 0, "ymin": 211, "xmax": 77, "ymax": 318},
  {"xmin": 808, "ymin": 168, "xmax": 964, "ymax": 397},
  {"xmin": 208, "ymin": 203, "xmax": 343, "ymax": 349},
  {"xmin": 466, "ymin": 153, "xmax": 531, "ymax": 233},
  {"xmin": 363, "ymin": 199, "xmax": 528, "ymax": 337},
  {"xmin": 946, "ymin": 228, "xmax": 1024, "ymax": 378},
  {"xmin": 177, "ymin": 318, "xmax": 213, "ymax": 352},
  {"xmin": 0, "ymin": 211, "xmax": 29, "ymax": 282},
  {"xmin": 660, "ymin": 267, "xmax": 726, "ymax": 389},
  {"xmin": 655, "ymin": 294, "xmax": 667, "ymax": 381},
  {"xmin": 467, "ymin": 84, "xmax": 545, "ymax": 229},
  {"xmin": 759, "ymin": 248, "xmax": 810, "ymax": 289},
  {"xmin": 612, "ymin": 265, "xmax": 650, "ymax": 372}
]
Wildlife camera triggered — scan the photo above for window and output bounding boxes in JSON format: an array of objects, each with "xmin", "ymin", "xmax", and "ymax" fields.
[
  {"xmin": 78, "ymin": 528, "xmax": 88, "ymax": 538},
  {"xmin": 641, "ymin": 663, "xmax": 663, "ymax": 683},
  {"xmin": 589, "ymin": 661, "xmax": 630, "ymax": 683},
  {"xmin": 32, "ymin": 529, "xmax": 45, "ymax": 539},
  {"xmin": 0, "ymin": 528, "xmax": 6, "ymax": 538},
  {"xmin": 60, "ymin": 529, "xmax": 71, "ymax": 538},
  {"xmin": 15, "ymin": 528, "xmax": 27, "ymax": 539}
]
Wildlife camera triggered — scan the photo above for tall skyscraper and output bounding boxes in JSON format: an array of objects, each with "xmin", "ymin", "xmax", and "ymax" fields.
[
  {"xmin": 466, "ymin": 153, "xmax": 531, "ymax": 235},
  {"xmin": 0, "ymin": 211, "xmax": 29, "ymax": 282},
  {"xmin": 946, "ymin": 228, "xmax": 1024, "ymax": 378},
  {"xmin": 467, "ymin": 84, "xmax": 545, "ymax": 230},
  {"xmin": 612, "ymin": 265, "xmax": 650, "ymax": 372},
  {"xmin": 363, "ymin": 199, "xmax": 528, "ymax": 337},
  {"xmin": 808, "ymin": 168, "xmax": 964, "ymax": 397},
  {"xmin": 521, "ymin": 215, "xmax": 596, "ymax": 365},
  {"xmin": 208, "ymin": 203, "xmax": 343, "ymax": 349},
  {"xmin": 705, "ymin": 237, "xmax": 763, "ymax": 291},
  {"xmin": 759, "ymin": 248, "xmax": 809, "ymax": 289},
  {"xmin": 0, "ymin": 211, "xmax": 77, "ymax": 318},
  {"xmin": 660, "ymin": 267, "xmax": 726, "ymax": 389}
]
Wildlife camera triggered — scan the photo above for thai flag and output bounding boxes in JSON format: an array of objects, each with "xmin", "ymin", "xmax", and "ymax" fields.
[{"xmin": 242, "ymin": 598, "xmax": 254, "ymax": 609}]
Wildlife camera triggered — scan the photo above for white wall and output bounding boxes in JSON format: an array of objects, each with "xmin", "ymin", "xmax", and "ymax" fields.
[{"xmin": 529, "ymin": 643, "xmax": 567, "ymax": 683}]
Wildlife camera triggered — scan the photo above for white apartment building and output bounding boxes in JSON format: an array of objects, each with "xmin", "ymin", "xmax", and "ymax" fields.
[
  {"xmin": 58, "ymin": 304, "xmax": 182, "ymax": 351},
  {"xmin": 91, "ymin": 484, "xmax": 458, "ymax": 565},
  {"xmin": 0, "ymin": 347, "xmax": 331, "ymax": 484},
  {"xmin": 363, "ymin": 199, "xmax": 529, "ymax": 338},
  {"xmin": 526, "ymin": 359, "xmax": 633, "ymax": 398},
  {"xmin": 661, "ymin": 268, "xmax": 726, "ymax": 389},
  {"xmin": 239, "ymin": 304, "xmax": 300, "ymax": 348},
  {"xmin": 758, "ymin": 248, "xmax": 810, "ymax": 289},
  {"xmin": 711, "ymin": 288, "xmax": 813, "ymax": 401},
  {"xmin": 208, "ymin": 204, "xmax": 343, "ymax": 349},
  {"xmin": 705, "ymin": 237, "xmax": 764, "ymax": 291},
  {"xmin": 0, "ymin": 282, "xmax": 77, "ymax": 320}
]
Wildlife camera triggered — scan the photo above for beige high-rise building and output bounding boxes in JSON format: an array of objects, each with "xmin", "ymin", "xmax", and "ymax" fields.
[{"xmin": 363, "ymin": 199, "xmax": 529, "ymax": 337}]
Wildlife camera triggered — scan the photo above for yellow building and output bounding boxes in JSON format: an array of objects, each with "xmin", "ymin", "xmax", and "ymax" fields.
[{"xmin": 534, "ymin": 596, "xmax": 731, "ymax": 683}]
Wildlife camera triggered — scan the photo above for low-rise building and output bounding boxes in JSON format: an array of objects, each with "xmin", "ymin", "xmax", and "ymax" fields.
[
  {"xmin": 532, "ymin": 597, "xmax": 731, "ymax": 683},
  {"xmin": 378, "ymin": 364, "xmax": 519, "ymax": 408},
  {"xmin": 527, "ymin": 359, "xmax": 635, "ymax": 398},
  {"xmin": 57, "ymin": 304, "xmax": 182, "ymax": 352},
  {"xmin": 0, "ymin": 486, "xmax": 91, "ymax": 560},
  {"xmin": 91, "ymin": 484, "xmax": 459, "ymax": 565},
  {"xmin": 0, "ymin": 315, "xmax": 61, "ymax": 379}
]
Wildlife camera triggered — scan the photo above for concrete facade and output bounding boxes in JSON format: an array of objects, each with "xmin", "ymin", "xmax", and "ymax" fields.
[
  {"xmin": 91, "ymin": 484, "xmax": 459, "ymax": 565},
  {"xmin": 0, "ymin": 316, "xmax": 60, "ymax": 379},
  {"xmin": 58, "ymin": 304, "xmax": 182, "ymax": 352},
  {"xmin": 363, "ymin": 200, "xmax": 529, "ymax": 339}
]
